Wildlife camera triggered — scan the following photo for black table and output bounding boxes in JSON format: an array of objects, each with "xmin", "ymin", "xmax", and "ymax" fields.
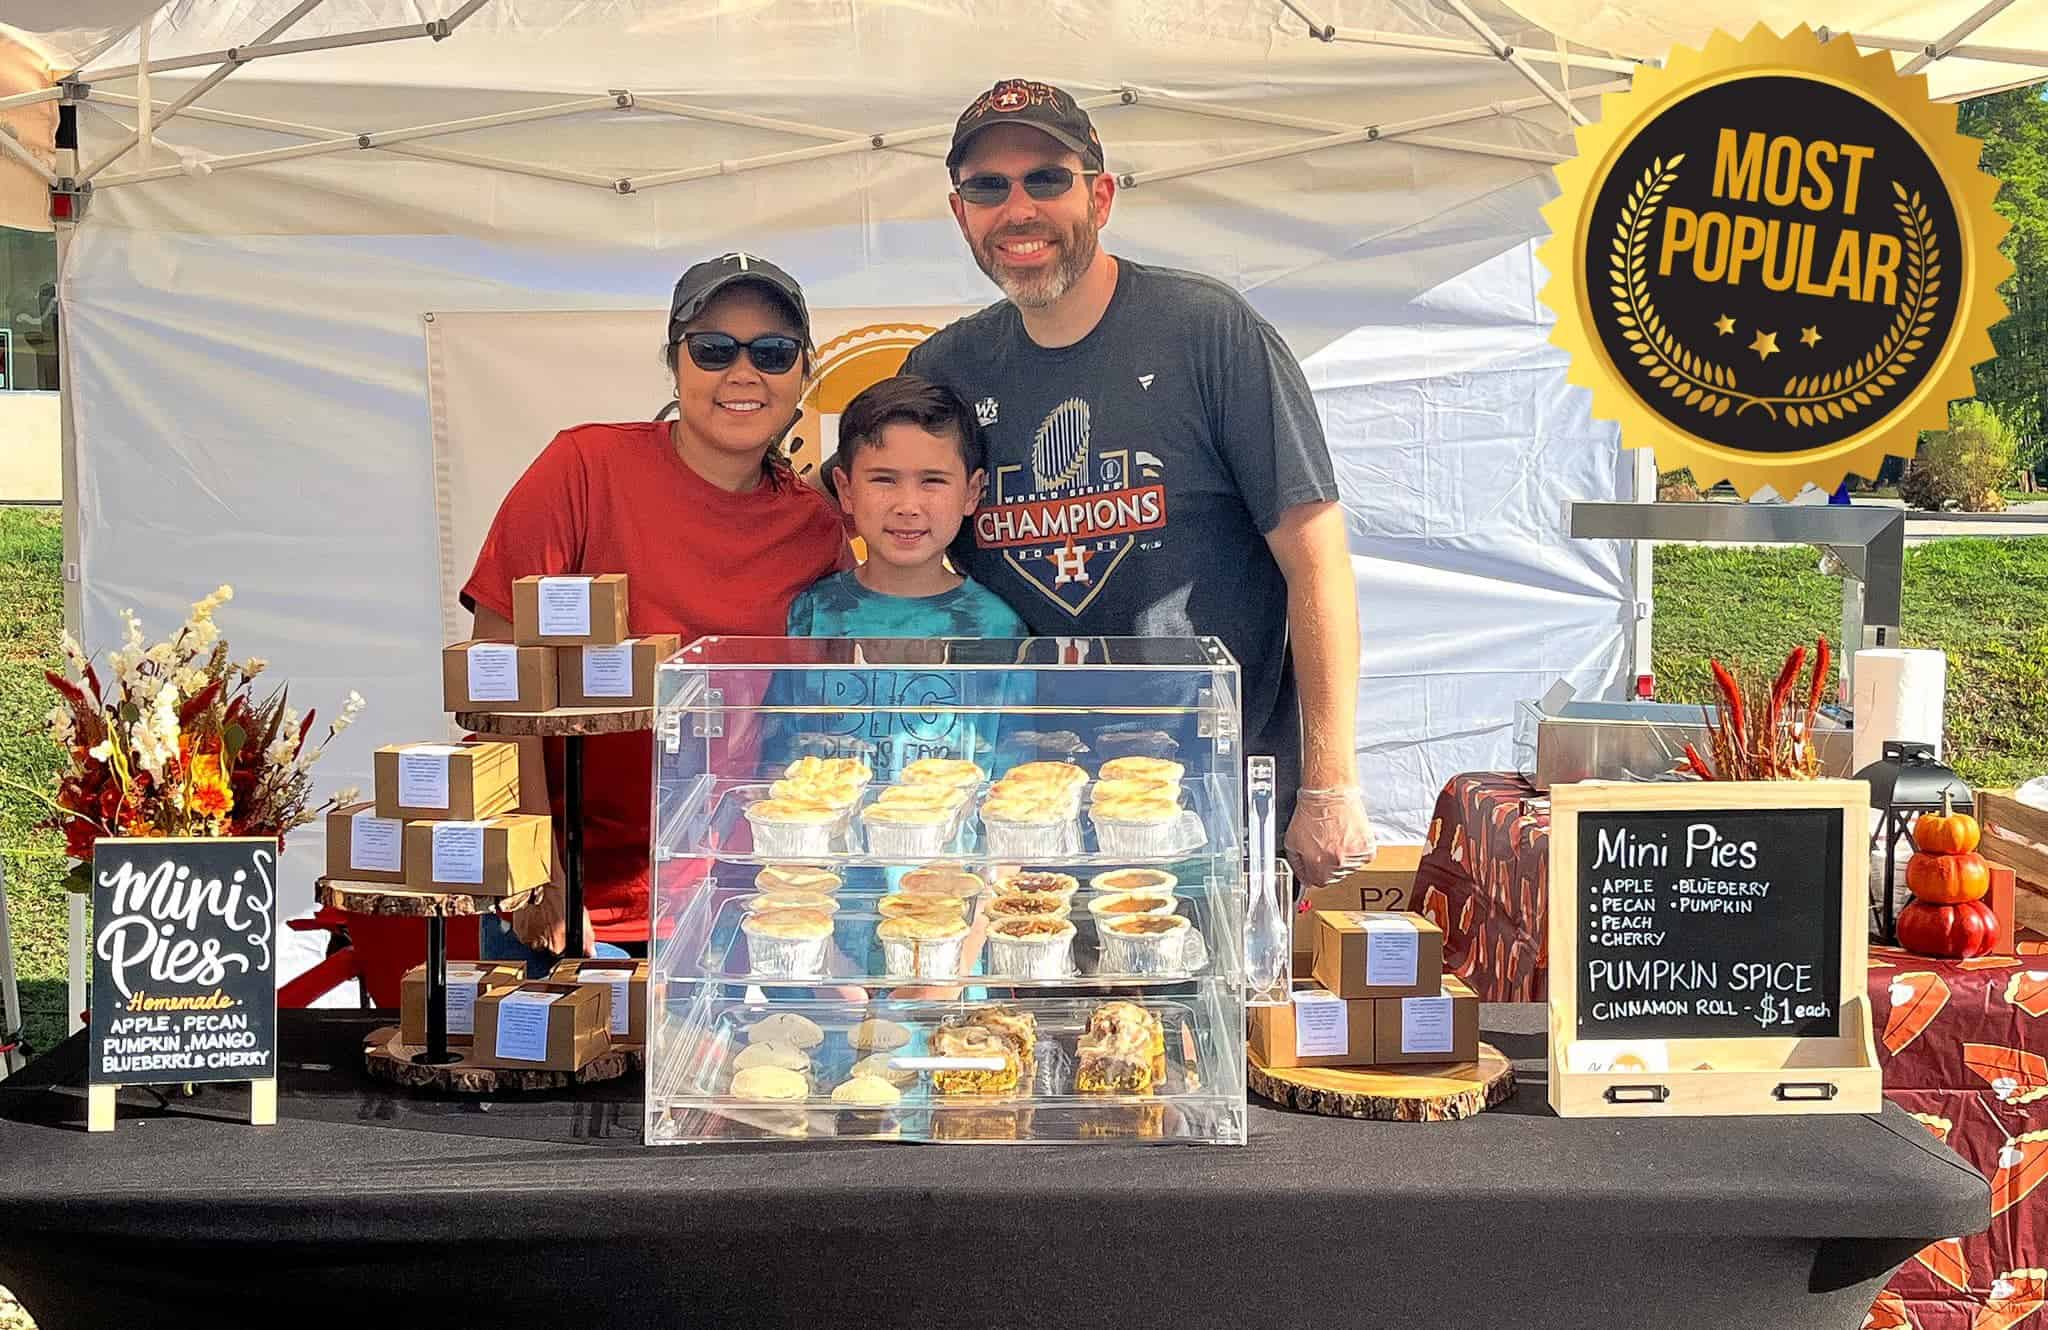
[{"xmin": 0, "ymin": 1006, "xmax": 1985, "ymax": 1330}]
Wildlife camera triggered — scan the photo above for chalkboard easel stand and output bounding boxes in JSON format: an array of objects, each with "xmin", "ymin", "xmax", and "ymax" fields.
[
  {"xmin": 87, "ymin": 1078, "xmax": 276, "ymax": 1132},
  {"xmin": 455, "ymin": 706, "xmax": 654, "ymax": 961},
  {"xmin": 1546, "ymin": 780, "xmax": 1882, "ymax": 1118}
]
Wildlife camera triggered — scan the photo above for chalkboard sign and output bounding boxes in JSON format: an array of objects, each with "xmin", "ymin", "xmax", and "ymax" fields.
[
  {"xmin": 88, "ymin": 837, "xmax": 278, "ymax": 1096},
  {"xmin": 1547, "ymin": 780, "xmax": 1880, "ymax": 1118},
  {"xmin": 1575, "ymin": 807, "xmax": 1843, "ymax": 1040}
]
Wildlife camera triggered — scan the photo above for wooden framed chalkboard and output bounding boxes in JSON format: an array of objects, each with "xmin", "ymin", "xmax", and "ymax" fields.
[
  {"xmin": 1548, "ymin": 781, "xmax": 1880, "ymax": 1118},
  {"xmin": 86, "ymin": 837, "xmax": 280, "ymax": 1132}
]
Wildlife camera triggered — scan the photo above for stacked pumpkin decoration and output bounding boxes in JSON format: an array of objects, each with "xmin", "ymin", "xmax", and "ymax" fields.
[{"xmin": 1895, "ymin": 794, "xmax": 1996, "ymax": 959}]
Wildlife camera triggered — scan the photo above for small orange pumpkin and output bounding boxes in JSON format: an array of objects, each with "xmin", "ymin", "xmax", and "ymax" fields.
[
  {"xmin": 1906, "ymin": 849, "xmax": 1991, "ymax": 904},
  {"xmin": 1913, "ymin": 794, "xmax": 1981, "ymax": 855}
]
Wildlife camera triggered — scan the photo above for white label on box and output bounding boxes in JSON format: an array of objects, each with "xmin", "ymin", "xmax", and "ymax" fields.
[
  {"xmin": 493, "ymin": 990, "xmax": 562, "ymax": 1062},
  {"xmin": 1291, "ymin": 990, "xmax": 1349, "ymax": 1058},
  {"xmin": 465, "ymin": 643, "xmax": 521, "ymax": 703},
  {"xmin": 581, "ymin": 642, "xmax": 636, "ymax": 699},
  {"xmin": 431, "ymin": 821, "xmax": 487, "ymax": 885},
  {"xmin": 349, "ymin": 810, "xmax": 402, "ymax": 873},
  {"xmin": 396, "ymin": 745, "xmax": 458, "ymax": 809},
  {"xmin": 1401, "ymin": 995, "xmax": 1455, "ymax": 1055},
  {"xmin": 537, "ymin": 576, "xmax": 592, "ymax": 637},
  {"xmin": 1363, "ymin": 914, "xmax": 1419, "ymax": 987},
  {"xmin": 579, "ymin": 965, "xmax": 634, "ymax": 1035},
  {"xmin": 445, "ymin": 965, "xmax": 485, "ymax": 1036}
]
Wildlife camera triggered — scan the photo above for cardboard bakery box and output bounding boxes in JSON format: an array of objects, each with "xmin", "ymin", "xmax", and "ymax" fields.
[
  {"xmin": 1249, "ymin": 985, "xmax": 1377, "ymax": 1069},
  {"xmin": 1294, "ymin": 883, "xmax": 1364, "ymax": 974},
  {"xmin": 399, "ymin": 961, "xmax": 526, "ymax": 1047},
  {"xmin": 472, "ymin": 981, "xmax": 611, "ymax": 1070},
  {"xmin": 1371, "ymin": 975, "xmax": 1480, "ymax": 1065},
  {"xmin": 555, "ymin": 633, "xmax": 682, "ymax": 709},
  {"xmin": 1311, "ymin": 909, "xmax": 1444, "ymax": 999},
  {"xmin": 402, "ymin": 813, "xmax": 553, "ymax": 895},
  {"xmin": 512, "ymin": 574, "xmax": 630, "ymax": 647},
  {"xmin": 1293, "ymin": 846, "xmax": 1429, "ymax": 970},
  {"xmin": 548, "ymin": 957, "xmax": 648, "ymax": 1045},
  {"xmin": 325, "ymin": 801, "xmax": 408, "ymax": 885},
  {"xmin": 374, "ymin": 740, "xmax": 520, "ymax": 821},
  {"xmin": 441, "ymin": 640, "xmax": 558, "ymax": 714}
]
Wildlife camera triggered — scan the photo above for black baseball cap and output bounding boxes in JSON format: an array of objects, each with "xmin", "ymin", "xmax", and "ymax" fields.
[
  {"xmin": 668, "ymin": 252, "xmax": 813, "ymax": 349},
  {"xmin": 946, "ymin": 79, "xmax": 1105, "ymax": 176}
]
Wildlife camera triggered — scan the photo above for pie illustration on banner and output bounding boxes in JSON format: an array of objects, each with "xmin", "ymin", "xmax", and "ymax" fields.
[
  {"xmin": 1538, "ymin": 25, "xmax": 2011, "ymax": 498},
  {"xmin": 1881, "ymin": 971, "xmax": 1950, "ymax": 1055}
]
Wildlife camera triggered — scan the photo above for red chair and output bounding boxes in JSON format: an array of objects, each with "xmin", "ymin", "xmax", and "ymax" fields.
[{"xmin": 280, "ymin": 908, "xmax": 481, "ymax": 1009}]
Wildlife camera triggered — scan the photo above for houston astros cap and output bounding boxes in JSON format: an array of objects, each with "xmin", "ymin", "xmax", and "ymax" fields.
[
  {"xmin": 668, "ymin": 252, "xmax": 813, "ymax": 349},
  {"xmin": 946, "ymin": 79, "xmax": 1105, "ymax": 175}
]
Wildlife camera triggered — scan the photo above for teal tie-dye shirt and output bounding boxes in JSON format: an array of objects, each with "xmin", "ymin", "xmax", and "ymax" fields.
[{"xmin": 782, "ymin": 571, "xmax": 1028, "ymax": 784}]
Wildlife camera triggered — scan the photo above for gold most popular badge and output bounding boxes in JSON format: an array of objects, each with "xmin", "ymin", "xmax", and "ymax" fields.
[{"xmin": 1538, "ymin": 26, "xmax": 2011, "ymax": 497}]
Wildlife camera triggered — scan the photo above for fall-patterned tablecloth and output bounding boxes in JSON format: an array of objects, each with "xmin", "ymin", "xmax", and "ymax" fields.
[{"xmin": 1417, "ymin": 772, "xmax": 2046, "ymax": 1330}]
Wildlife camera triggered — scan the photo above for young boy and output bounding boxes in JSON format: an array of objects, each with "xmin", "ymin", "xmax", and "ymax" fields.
[{"xmin": 789, "ymin": 374, "xmax": 1025, "ymax": 642}]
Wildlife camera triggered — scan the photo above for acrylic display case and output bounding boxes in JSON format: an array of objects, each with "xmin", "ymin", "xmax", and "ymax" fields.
[{"xmin": 645, "ymin": 636, "xmax": 1287, "ymax": 1145}]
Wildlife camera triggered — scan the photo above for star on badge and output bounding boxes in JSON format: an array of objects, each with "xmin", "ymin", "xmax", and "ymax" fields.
[
  {"xmin": 1713, "ymin": 314, "xmax": 1736, "ymax": 336},
  {"xmin": 1749, "ymin": 330, "xmax": 1780, "ymax": 361},
  {"xmin": 1800, "ymin": 325, "xmax": 1823, "ymax": 347}
]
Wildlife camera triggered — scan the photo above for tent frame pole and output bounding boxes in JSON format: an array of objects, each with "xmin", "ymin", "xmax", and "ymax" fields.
[{"xmin": 1900, "ymin": 0, "xmax": 2021, "ymax": 75}]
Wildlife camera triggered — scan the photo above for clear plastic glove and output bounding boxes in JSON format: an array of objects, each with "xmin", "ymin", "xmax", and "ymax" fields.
[{"xmin": 1284, "ymin": 785, "xmax": 1378, "ymax": 889}]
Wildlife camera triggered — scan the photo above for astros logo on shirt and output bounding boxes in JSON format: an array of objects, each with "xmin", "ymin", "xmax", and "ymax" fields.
[{"xmin": 973, "ymin": 396, "xmax": 1168, "ymax": 616}]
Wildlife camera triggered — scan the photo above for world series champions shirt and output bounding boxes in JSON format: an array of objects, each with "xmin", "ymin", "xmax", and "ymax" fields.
[{"xmin": 903, "ymin": 259, "xmax": 1341, "ymax": 787}]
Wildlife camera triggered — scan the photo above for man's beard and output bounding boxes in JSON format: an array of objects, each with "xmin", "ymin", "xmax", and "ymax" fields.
[{"xmin": 975, "ymin": 215, "xmax": 1099, "ymax": 309}]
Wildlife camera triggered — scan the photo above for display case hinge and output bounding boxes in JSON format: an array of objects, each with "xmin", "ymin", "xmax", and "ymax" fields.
[
  {"xmin": 690, "ymin": 688, "xmax": 724, "ymax": 738},
  {"xmin": 1197, "ymin": 688, "xmax": 1237, "ymax": 750}
]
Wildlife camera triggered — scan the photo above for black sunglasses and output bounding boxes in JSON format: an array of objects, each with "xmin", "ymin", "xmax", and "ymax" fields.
[
  {"xmin": 955, "ymin": 166, "xmax": 1098, "ymax": 207},
  {"xmin": 681, "ymin": 331, "xmax": 803, "ymax": 375}
]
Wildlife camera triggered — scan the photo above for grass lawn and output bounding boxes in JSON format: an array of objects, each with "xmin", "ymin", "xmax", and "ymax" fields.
[
  {"xmin": 1652, "ymin": 540, "xmax": 2048, "ymax": 789},
  {"xmin": 1, "ymin": 511, "xmax": 2045, "ymax": 1067}
]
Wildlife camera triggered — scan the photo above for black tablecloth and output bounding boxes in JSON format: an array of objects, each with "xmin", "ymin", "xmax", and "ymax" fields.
[{"xmin": 0, "ymin": 1006, "xmax": 1985, "ymax": 1330}]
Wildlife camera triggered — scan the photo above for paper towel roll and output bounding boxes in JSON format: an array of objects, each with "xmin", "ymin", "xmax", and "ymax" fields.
[{"xmin": 1851, "ymin": 648, "xmax": 1946, "ymax": 775}]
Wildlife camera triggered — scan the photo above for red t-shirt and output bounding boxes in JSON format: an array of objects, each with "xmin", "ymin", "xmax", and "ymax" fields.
[{"xmin": 463, "ymin": 421, "xmax": 848, "ymax": 942}]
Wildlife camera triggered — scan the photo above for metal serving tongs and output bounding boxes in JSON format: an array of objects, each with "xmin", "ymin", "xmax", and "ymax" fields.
[{"xmin": 1245, "ymin": 755, "xmax": 1291, "ymax": 1007}]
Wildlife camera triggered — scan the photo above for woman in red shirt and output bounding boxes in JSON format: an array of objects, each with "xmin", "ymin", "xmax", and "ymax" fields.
[{"xmin": 463, "ymin": 253, "xmax": 848, "ymax": 965}]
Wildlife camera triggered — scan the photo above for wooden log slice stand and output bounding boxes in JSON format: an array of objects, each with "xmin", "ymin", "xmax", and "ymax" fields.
[
  {"xmin": 456, "ymin": 706, "xmax": 654, "ymax": 961},
  {"xmin": 1249, "ymin": 1043, "xmax": 1517, "ymax": 1122},
  {"xmin": 360, "ymin": 1024, "xmax": 639, "ymax": 1094},
  {"xmin": 316, "ymin": 877, "xmax": 542, "ymax": 1073}
]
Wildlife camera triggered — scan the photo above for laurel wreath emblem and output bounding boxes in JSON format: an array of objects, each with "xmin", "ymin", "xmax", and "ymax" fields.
[{"xmin": 1609, "ymin": 159, "xmax": 1942, "ymax": 427}]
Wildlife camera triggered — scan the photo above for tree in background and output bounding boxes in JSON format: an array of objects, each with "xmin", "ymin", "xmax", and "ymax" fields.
[
  {"xmin": 1902, "ymin": 400, "xmax": 2022, "ymax": 512},
  {"xmin": 1959, "ymin": 87, "xmax": 2048, "ymax": 479}
]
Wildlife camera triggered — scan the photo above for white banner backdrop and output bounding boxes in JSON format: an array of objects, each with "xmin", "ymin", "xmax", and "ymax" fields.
[{"xmin": 425, "ymin": 305, "xmax": 973, "ymax": 647}]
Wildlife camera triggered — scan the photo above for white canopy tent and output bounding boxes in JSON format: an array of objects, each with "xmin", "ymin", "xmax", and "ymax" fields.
[{"xmin": 0, "ymin": 2, "xmax": 2040, "ymax": 1011}]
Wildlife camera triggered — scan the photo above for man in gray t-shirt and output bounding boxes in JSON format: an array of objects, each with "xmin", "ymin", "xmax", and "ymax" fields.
[{"xmin": 901, "ymin": 78, "xmax": 1377, "ymax": 884}]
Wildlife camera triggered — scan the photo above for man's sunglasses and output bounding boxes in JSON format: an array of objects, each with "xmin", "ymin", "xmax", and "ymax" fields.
[
  {"xmin": 680, "ymin": 331, "xmax": 803, "ymax": 375},
  {"xmin": 955, "ymin": 166, "xmax": 1099, "ymax": 207}
]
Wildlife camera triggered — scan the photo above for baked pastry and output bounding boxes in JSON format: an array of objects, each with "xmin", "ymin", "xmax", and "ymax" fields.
[
  {"xmin": 730, "ymin": 1065, "xmax": 809, "ymax": 1102},
  {"xmin": 1076, "ymin": 1026, "xmax": 1154, "ymax": 1094},
  {"xmin": 1003, "ymin": 760, "xmax": 1090, "ymax": 791},
  {"xmin": 745, "ymin": 1011, "xmax": 825, "ymax": 1050},
  {"xmin": 829, "ymin": 1074, "xmax": 903, "ymax": 1134},
  {"xmin": 1099, "ymin": 756, "xmax": 1184, "ymax": 786},
  {"xmin": 986, "ymin": 917, "xmax": 1076, "ymax": 979},
  {"xmin": 771, "ymin": 775, "xmax": 863, "ymax": 809},
  {"xmin": 876, "ymin": 893, "xmax": 969, "ymax": 922},
  {"xmin": 732, "ymin": 1041, "xmax": 811, "ymax": 1075},
  {"xmin": 1086, "ymin": 890, "xmax": 1178, "ymax": 921},
  {"xmin": 876, "ymin": 913, "xmax": 969, "ymax": 978},
  {"xmin": 740, "ymin": 891, "xmax": 839, "ymax": 915},
  {"xmin": 740, "ymin": 908, "xmax": 835, "ymax": 978},
  {"xmin": 850, "ymin": 1051, "xmax": 918, "ymax": 1089},
  {"xmin": 979, "ymin": 789, "xmax": 1073, "ymax": 858},
  {"xmin": 1090, "ymin": 1001, "xmax": 1166, "ymax": 1082},
  {"xmin": 755, "ymin": 865, "xmax": 843, "ymax": 894},
  {"xmin": 993, "ymin": 870, "xmax": 1078, "ymax": 901},
  {"xmin": 1089, "ymin": 868, "xmax": 1177, "ymax": 894},
  {"xmin": 859, "ymin": 802, "xmax": 953, "ymax": 858},
  {"xmin": 930, "ymin": 1022, "xmax": 1021, "ymax": 1094},
  {"xmin": 744, "ymin": 797, "xmax": 841, "ymax": 857},
  {"xmin": 1099, "ymin": 913, "xmax": 1194, "ymax": 975},
  {"xmin": 1088, "ymin": 777, "xmax": 1176, "ymax": 805},
  {"xmin": 963, "ymin": 1007, "xmax": 1038, "ymax": 1063},
  {"xmin": 899, "ymin": 866, "xmax": 984, "ymax": 900},
  {"xmin": 783, "ymin": 755, "xmax": 873, "ymax": 788},
  {"xmin": 1088, "ymin": 793, "xmax": 1184, "ymax": 857},
  {"xmin": 873, "ymin": 783, "xmax": 969, "ymax": 812},
  {"xmin": 850, "ymin": 1017, "xmax": 912, "ymax": 1052},
  {"xmin": 901, "ymin": 757, "xmax": 987, "ymax": 788},
  {"xmin": 986, "ymin": 893, "xmax": 1071, "ymax": 923}
]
